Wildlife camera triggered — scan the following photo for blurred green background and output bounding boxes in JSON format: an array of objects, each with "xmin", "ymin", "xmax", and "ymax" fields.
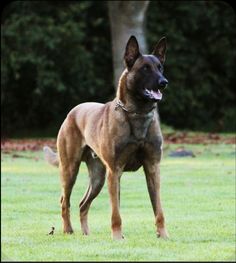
[{"xmin": 1, "ymin": 1, "xmax": 236, "ymax": 136}]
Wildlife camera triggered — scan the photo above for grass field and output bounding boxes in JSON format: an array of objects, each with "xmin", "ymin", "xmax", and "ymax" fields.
[{"xmin": 1, "ymin": 143, "xmax": 235, "ymax": 261}]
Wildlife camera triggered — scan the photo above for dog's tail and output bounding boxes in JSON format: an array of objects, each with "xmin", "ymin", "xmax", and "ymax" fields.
[{"xmin": 43, "ymin": 146, "xmax": 59, "ymax": 167}]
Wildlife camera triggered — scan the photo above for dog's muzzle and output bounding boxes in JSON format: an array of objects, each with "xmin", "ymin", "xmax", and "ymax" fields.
[
  {"xmin": 143, "ymin": 77, "xmax": 168, "ymax": 101},
  {"xmin": 159, "ymin": 78, "xmax": 168, "ymax": 88}
]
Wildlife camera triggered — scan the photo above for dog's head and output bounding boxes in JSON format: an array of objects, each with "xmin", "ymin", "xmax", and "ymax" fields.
[{"xmin": 124, "ymin": 36, "xmax": 168, "ymax": 102}]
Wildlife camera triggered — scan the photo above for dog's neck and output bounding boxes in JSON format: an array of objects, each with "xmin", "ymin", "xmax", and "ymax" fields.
[
  {"xmin": 116, "ymin": 69, "xmax": 157, "ymax": 114},
  {"xmin": 116, "ymin": 69, "xmax": 129, "ymax": 103}
]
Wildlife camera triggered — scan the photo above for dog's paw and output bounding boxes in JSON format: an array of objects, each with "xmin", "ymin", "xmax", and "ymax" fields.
[
  {"xmin": 64, "ymin": 230, "xmax": 74, "ymax": 234},
  {"xmin": 157, "ymin": 228, "xmax": 169, "ymax": 239},
  {"xmin": 81, "ymin": 221, "xmax": 90, "ymax": 236},
  {"xmin": 112, "ymin": 231, "xmax": 125, "ymax": 241},
  {"xmin": 82, "ymin": 228, "xmax": 90, "ymax": 236},
  {"xmin": 63, "ymin": 226, "xmax": 74, "ymax": 234}
]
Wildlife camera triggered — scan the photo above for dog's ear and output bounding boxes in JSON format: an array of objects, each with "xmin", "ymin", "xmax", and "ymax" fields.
[
  {"xmin": 152, "ymin": 37, "xmax": 167, "ymax": 64},
  {"xmin": 124, "ymin": 35, "xmax": 141, "ymax": 70}
]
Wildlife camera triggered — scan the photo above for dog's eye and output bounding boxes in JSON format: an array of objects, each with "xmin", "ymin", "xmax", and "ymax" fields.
[{"xmin": 143, "ymin": 65, "xmax": 150, "ymax": 71}]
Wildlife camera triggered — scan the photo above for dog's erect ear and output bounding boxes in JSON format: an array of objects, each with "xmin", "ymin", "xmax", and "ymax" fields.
[
  {"xmin": 124, "ymin": 35, "xmax": 141, "ymax": 70},
  {"xmin": 152, "ymin": 37, "xmax": 167, "ymax": 64}
]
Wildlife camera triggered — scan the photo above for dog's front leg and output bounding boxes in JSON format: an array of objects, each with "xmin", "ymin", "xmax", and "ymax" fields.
[
  {"xmin": 107, "ymin": 169, "xmax": 124, "ymax": 240},
  {"xmin": 143, "ymin": 161, "xmax": 169, "ymax": 239}
]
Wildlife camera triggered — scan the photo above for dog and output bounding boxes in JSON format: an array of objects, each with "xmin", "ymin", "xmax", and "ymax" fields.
[{"xmin": 44, "ymin": 35, "xmax": 169, "ymax": 240}]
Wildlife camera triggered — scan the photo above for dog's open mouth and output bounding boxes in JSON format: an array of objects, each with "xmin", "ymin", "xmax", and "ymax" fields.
[{"xmin": 143, "ymin": 88, "xmax": 162, "ymax": 101}]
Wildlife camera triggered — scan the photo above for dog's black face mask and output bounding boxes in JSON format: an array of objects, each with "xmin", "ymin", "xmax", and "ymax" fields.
[{"xmin": 124, "ymin": 36, "xmax": 168, "ymax": 102}]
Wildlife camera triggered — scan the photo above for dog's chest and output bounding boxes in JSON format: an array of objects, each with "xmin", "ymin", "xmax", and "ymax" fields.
[
  {"xmin": 114, "ymin": 112, "xmax": 162, "ymax": 171},
  {"xmin": 115, "ymin": 134, "xmax": 162, "ymax": 172},
  {"xmin": 128, "ymin": 111, "xmax": 154, "ymax": 140}
]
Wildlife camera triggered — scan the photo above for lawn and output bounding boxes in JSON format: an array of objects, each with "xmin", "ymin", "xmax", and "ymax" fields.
[{"xmin": 1, "ymin": 143, "xmax": 235, "ymax": 261}]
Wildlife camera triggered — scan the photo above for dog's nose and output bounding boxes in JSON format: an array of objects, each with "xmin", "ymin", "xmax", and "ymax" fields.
[{"xmin": 159, "ymin": 78, "xmax": 168, "ymax": 88}]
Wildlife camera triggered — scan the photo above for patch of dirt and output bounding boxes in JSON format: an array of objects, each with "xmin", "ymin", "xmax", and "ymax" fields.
[
  {"xmin": 1, "ymin": 138, "xmax": 56, "ymax": 153},
  {"xmin": 1, "ymin": 133, "xmax": 235, "ymax": 153},
  {"xmin": 164, "ymin": 132, "xmax": 235, "ymax": 144}
]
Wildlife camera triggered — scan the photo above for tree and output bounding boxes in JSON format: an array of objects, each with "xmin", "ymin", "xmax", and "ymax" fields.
[{"xmin": 108, "ymin": 1, "xmax": 149, "ymax": 88}]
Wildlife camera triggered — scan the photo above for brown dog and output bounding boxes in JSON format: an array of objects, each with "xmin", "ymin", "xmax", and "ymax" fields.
[{"xmin": 44, "ymin": 35, "xmax": 169, "ymax": 240}]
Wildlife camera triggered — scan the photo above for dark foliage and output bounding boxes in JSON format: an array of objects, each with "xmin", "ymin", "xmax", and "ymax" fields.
[
  {"xmin": 146, "ymin": 1, "xmax": 236, "ymax": 132},
  {"xmin": 1, "ymin": 1, "xmax": 113, "ymax": 135}
]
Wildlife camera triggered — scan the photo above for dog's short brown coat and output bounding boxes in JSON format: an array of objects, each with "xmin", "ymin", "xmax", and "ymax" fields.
[{"xmin": 44, "ymin": 36, "xmax": 169, "ymax": 240}]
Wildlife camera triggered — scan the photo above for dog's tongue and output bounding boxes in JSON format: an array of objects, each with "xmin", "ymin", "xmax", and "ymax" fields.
[
  {"xmin": 145, "ymin": 89, "xmax": 162, "ymax": 100},
  {"xmin": 151, "ymin": 89, "xmax": 162, "ymax": 100}
]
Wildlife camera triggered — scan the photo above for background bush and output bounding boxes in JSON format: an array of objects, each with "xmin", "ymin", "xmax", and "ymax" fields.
[
  {"xmin": 1, "ymin": 1, "xmax": 113, "ymax": 135},
  {"xmin": 146, "ymin": 1, "xmax": 236, "ymax": 132},
  {"xmin": 1, "ymin": 1, "xmax": 236, "ymax": 136}
]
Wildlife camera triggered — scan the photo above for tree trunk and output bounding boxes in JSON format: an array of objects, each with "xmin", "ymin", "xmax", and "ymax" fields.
[{"xmin": 108, "ymin": 1, "xmax": 149, "ymax": 88}]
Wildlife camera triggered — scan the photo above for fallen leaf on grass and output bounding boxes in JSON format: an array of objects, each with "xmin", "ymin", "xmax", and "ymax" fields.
[{"xmin": 169, "ymin": 148, "xmax": 196, "ymax": 157}]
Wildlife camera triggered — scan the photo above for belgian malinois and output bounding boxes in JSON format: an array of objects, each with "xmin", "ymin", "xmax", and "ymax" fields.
[{"xmin": 44, "ymin": 35, "xmax": 169, "ymax": 240}]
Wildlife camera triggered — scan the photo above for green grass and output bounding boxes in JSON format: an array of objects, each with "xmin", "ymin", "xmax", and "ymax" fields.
[{"xmin": 1, "ymin": 144, "xmax": 235, "ymax": 261}]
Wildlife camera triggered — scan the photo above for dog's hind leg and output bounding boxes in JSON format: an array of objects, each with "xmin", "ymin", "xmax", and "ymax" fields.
[
  {"xmin": 58, "ymin": 122, "xmax": 84, "ymax": 234},
  {"xmin": 79, "ymin": 153, "xmax": 106, "ymax": 235}
]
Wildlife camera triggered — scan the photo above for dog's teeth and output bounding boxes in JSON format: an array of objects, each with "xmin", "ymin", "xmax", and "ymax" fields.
[{"xmin": 144, "ymin": 89, "xmax": 162, "ymax": 100}]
